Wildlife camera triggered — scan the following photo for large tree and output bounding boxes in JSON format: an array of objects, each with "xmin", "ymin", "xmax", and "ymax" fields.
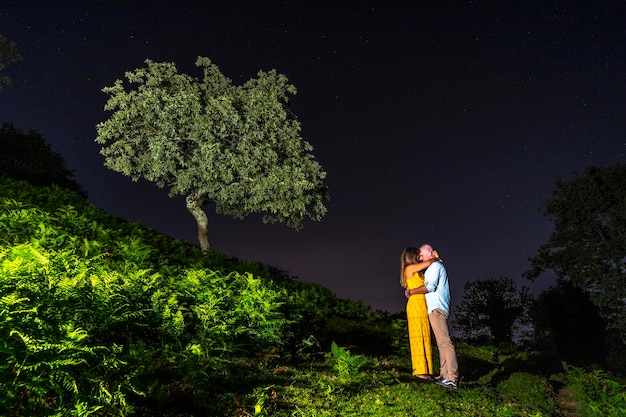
[
  {"xmin": 0, "ymin": 123, "xmax": 86, "ymax": 196},
  {"xmin": 524, "ymin": 164, "xmax": 626, "ymax": 343},
  {"xmin": 452, "ymin": 277, "xmax": 533, "ymax": 346},
  {"xmin": 0, "ymin": 35, "xmax": 22, "ymax": 92},
  {"xmin": 95, "ymin": 58, "xmax": 328, "ymax": 249}
]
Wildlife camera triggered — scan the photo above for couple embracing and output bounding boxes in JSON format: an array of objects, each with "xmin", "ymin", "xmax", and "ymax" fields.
[{"xmin": 401, "ymin": 244, "xmax": 458, "ymax": 389}]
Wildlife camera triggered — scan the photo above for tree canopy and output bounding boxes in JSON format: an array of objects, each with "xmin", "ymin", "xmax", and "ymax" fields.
[
  {"xmin": 95, "ymin": 57, "xmax": 328, "ymax": 249},
  {"xmin": 0, "ymin": 123, "xmax": 86, "ymax": 196},
  {"xmin": 452, "ymin": 277, "xmax": 533, "ymax": 346},
  {"xmin": 524, "ymin": 164, "xmax": 626, "ymax": 342},
  {"xmin": 0, "ymin": 35, "xmax": 22, "ymax": 92}
]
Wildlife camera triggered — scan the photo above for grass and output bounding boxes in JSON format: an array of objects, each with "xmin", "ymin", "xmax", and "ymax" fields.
[{"xmin": 231, "ymin": 339, "xmax": 563, "ymax": 417}]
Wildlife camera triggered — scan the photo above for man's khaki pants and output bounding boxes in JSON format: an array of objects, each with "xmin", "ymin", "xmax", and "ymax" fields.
[{"xmin": 429, "ymin": 308, "xmax": 458, "ymax": 382}]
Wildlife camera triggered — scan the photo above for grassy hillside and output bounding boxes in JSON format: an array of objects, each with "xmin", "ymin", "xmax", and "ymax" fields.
[{"xmin": 1, "ymin": 177, "xmax": 624, "ymax": 416}]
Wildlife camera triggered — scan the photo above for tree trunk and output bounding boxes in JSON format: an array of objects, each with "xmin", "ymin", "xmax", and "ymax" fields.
[{"xmin": 186, "ymin": 192, "xmax": 210, "ymax": 250}]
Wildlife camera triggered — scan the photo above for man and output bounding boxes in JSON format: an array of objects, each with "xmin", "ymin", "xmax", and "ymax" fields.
[{"xmin": 409, "ymin": 244, "xmax": 458, "ymax": 389}]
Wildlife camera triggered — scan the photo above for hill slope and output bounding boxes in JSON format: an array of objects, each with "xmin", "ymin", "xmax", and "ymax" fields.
[{"xmin": 2, "ymin": 178, "xmax": 624, "ymax": 416}]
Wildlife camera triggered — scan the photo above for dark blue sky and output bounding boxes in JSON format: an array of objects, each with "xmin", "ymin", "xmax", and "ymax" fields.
[{"xmin": 2, "ymin": 1, "xmax": 625, "ymax": 314}]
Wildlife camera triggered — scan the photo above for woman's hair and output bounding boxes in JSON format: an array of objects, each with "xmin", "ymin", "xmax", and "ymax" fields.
[{"xmin": 400, "ymin": 247, "xmax": 421, "ymax": 288}]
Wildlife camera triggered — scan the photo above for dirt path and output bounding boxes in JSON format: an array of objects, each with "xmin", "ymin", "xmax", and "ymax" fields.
[{"xmin": 557, "ymin": 388, "xmax": 579, "ymax": 417}]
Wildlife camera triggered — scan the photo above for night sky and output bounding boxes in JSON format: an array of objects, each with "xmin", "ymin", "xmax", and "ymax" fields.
[{"xmin": 2, "ymin": 1, "xmax": 625, "ymax": 315}]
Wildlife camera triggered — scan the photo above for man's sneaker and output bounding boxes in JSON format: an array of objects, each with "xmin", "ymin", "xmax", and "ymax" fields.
[
  {"xmin": 433, "ymin": 375, "xmax": 444, "ymax": 383},
  {"xmin": 436, "ymin": 378, "xmax": 458, "ymax": 389}
]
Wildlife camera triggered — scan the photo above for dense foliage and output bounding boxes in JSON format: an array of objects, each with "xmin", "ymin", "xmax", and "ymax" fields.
[
  {"xmin": 95, "ymin": 57, "xmax": 328, "ymax": 250},
  {"xmin": 1, "ymin": 177, "xmax": 624, "ymax": 416},
  {"xmin": 0, "ymin": 177, "xmax": 295, "ymax": 415},
  {"xmin": 0, "ymin": 177, "xmax": 379, "ymax": 415},
  {"xmin": 0, "ymin": 123, "xmax": 86, "ymax": 197},
  {"xmin": 525, "ymin": 164, "xmax": 626, "ymax": 369}
]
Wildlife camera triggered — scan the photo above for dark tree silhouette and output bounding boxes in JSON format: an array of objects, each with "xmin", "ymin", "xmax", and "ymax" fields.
[
  {"xmin": 0, "ymin": 123, "xmax": 86, "ymax": 196},
  {"xmin": 532, "ymin": 280, "xmax": 606, "ymax": 368},
  {"xmin": 453, "ymin": 277, "xmax": 533, "ymax": 346}
]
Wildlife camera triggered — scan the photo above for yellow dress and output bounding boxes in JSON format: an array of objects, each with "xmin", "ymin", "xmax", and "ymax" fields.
[{"xmin": 406, "ymin": 272, "xmax": 433, "ymax": 376}]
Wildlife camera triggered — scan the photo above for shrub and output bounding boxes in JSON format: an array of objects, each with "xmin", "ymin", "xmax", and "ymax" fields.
[{"xmin": 0, "ymin": 178, "xmax": 293, "ymax": 415}]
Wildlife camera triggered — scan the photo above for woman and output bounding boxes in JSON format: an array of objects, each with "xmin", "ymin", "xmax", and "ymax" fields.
[{"xmin": 400, "ymin": 247, "xmax": 440, "ymax": 379}]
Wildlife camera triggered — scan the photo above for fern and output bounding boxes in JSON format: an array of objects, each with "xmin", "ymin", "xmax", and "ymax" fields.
[
  {"xmin": 1, "ymin": 178, "xmax": 335, "ymax": 415},
  {"xmin": 326, "ymin": 341, "xmax": 368, "ymax": 381}
]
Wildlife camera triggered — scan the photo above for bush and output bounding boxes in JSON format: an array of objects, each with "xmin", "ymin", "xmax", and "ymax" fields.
[{"xmin": 0, "ymin": 178, "xmax": 292, "ymax": 415}]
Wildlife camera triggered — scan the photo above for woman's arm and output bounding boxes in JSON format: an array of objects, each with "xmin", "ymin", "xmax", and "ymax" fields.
[{"xmin": 403, "ymin": 258, "xmax": 438, "ymax": 278}]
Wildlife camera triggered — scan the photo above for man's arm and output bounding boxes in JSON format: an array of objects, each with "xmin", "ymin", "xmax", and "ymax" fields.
[
  {"xmin": 405, "ymin": 284, "xmax": 429, "ymax": 298},
  {"xmin": 405, "ymin": 262, "xmax": 442, "ymax": 298}
]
